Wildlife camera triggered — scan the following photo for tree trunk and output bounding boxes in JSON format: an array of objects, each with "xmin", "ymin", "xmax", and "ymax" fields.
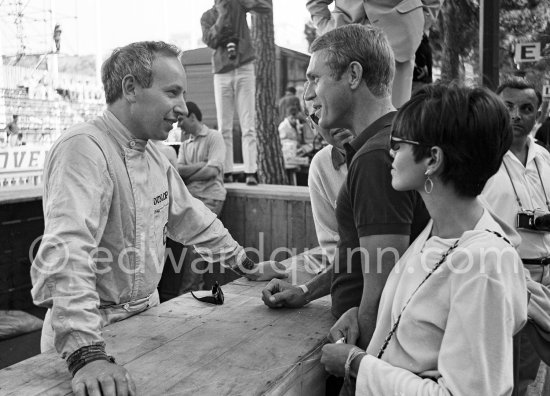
[
  {"xmin": 440, "ymin": 0, "xmax": 462, "ymax": 82},
  {"xmin": 251, "ymin": 2, "xmax": 288, "ymax": 185}
]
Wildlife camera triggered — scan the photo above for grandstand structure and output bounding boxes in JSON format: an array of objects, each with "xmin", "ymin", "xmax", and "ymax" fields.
[{"xmin": 0, "ymin": 1, "xmax": 105, "ymax": 190}]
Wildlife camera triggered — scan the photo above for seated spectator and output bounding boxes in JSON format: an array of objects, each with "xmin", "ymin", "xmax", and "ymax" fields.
[
  {"xmin": 278, "ymin": 86, "xmax": 302, "ymax": 123},
  {"xmin": 279, "ymin": 106, "xmax": 313, "ymax": 159},
  {"xmin": 321, "ymin": 84, "xmax": 528, "ymax": 395},
  {"xmin": 177, "ymin": 101, "xmax": 226, "ymax": 293}
]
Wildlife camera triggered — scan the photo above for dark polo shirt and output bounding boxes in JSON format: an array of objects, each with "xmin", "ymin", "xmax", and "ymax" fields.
[{"xmin": 331, "ymin": 111, "xmax": 430, "ymax": 318}]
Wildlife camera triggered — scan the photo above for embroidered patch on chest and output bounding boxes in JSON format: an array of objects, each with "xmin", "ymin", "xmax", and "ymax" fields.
[{"xmin": 153, "ymin": 191, "xmax": 168, "ymax": 206}]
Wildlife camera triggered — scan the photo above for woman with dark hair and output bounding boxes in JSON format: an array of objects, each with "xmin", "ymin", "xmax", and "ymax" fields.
[{"xmin": 321, "ymin": 84, "xmax": 528, "ymax": 395}]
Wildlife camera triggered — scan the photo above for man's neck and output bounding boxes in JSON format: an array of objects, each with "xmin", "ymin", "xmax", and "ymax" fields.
[
  {"xmin": 351, "ymin": 96, "xmax": 394, "ymax": 134},
  {"xmin": 108, "ymin": 103, "xmax": 144, "ymax": 140},
  {"xmin": 190, "ymin": 123, "xmax": 203, "ymax": 137},
  {"xmin": 510, "ymin": 135, "xmax": 530, "ymax": 166}
]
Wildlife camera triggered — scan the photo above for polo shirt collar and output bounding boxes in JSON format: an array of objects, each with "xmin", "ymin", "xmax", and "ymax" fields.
[
  {"xmin": 102, "ymin": 109, "xmax": 148, "ymax": 152},
  {"xmin": 331, "ymin": 146, "xmax": 346, "ymax": 170},
  {"xmin": 188, "ymin": 124, "xmax": 209, "ymax": 141},
  {"xmin": 344, "ymin": 111, "xmax": 396, "ymax": 166}
]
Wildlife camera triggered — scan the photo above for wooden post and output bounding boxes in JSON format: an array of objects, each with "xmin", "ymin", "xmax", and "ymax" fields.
[{"xmin": 479, "ymin": 0, "xmax": 500, "ymax": 90}]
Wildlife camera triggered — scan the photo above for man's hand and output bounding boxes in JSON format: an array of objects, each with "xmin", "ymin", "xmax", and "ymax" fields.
[
  {"xmin": 320, "ymin": 343, "xmax": 357, "ymax": 378},
  {"xmin": 72, "ymin": 360, "xmax": 136, "ymax": 396},
  {"xmin": 327, "ymin": 307, "xmax": 360, "ymax": 345},
  {"xmin": 245, "ymin": 261, "xmax": 288, "ymax": 282},
  {"xmin": 261, "ymin": 279, "xmax": 308, "ymax": 308}
]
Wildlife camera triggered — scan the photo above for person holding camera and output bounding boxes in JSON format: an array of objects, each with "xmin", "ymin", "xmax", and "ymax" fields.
[
  {"xmin": 482, "ymin": 77, "xmax": 550, "ymax": 395},
  {"xmin": 201, "ymin": 0, "xmax": 271, "ymax": 186}
]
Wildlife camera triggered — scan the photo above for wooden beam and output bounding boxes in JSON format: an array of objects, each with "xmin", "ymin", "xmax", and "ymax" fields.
[{"xmin": 479, "ymin": 0, "xmax": 500, "ymax": 90}]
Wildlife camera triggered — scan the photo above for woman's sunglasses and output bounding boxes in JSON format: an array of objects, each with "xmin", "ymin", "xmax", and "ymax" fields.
[
  {"xmin": 389, "ymin": 134, "xmax": 430, "ymax": 151},
  {"xmin": 191, "ymin": 281, "xmax": 224, "ymax": 305}
]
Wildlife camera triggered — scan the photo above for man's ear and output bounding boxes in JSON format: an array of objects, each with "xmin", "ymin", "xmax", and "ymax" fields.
[
  {"xmin": 348, "ymin": 61, "xmax": 363, "ymax": 90},
  {"xmin": 122, "ymin": 74, "xmax": 138, "ymax": 103}
]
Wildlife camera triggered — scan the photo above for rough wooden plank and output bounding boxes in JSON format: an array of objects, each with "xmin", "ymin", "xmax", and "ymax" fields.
[
  {"xmin": 288, "ymin": 200, "xmax": 307, "ymax": 256},
  {"xmin": 271, "ymin": 199, "xmax": 290, "ymax": 262},
  {"xmin": 127, "ymin": 296, "xmax": 332, "ymax": 395},
  {"xmin": 0, "ymin": 250, "xmax": 333, "ymax": 395},
  {"xmin": 304, "ymin": 201, "xmax": 318, "ymax": 250},
  {"xmin": 243, "ymin": 197, "xmax": 270, "ymax": 262},
  {"xmin": 221, "ymin": 195, "xmax": 245, "ymax": 246},
  {"xmin": 226, "ymin": 183, "xmax": 310, "ymax": 201}
]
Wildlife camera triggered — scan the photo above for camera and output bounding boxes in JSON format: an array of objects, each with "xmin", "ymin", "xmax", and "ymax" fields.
[
  {"xmin": 516, "ymin": 210, "xmax": 550, "ymax": 232},
  {"xmin": 226, "ymin": 41, "xmax": 238, "ymax": 61}
]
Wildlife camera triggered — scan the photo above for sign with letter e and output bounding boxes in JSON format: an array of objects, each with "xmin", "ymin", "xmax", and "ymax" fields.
[
  {"xmin": 543, "ymin": 85, "xmax": 550, "ymax": 99},
  {"xmin": 515, "ymin": 43, "xmax": 541, "ymax": 63}
]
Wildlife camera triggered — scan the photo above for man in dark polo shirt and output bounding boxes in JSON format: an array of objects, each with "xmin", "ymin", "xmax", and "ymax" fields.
[{"xmin": 262, "ymin": 24, "xmax": 429, "ymax": 348}]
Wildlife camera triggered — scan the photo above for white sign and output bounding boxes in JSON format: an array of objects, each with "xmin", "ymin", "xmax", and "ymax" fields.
[
  {"xmin": 0, "ymin": 145, "xmax": 49, "ymax": 173},
  {"xmin": 515, "ymin": 43, "xmax": 541, "ymax": 63},
  {"xmin": 543, "ymin": 85, "xmax": 550, "ymax": 99}
]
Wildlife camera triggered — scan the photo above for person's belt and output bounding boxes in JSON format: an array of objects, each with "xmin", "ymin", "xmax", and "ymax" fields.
[{"xmin": 522, "ymin": 257, "xmax": 550, "ymax": 265}]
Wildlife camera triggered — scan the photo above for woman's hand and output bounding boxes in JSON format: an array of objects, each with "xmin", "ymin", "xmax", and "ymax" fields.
[{"xmin": 320, "ymin": 344, "xmax": 357, "ymax": 378}]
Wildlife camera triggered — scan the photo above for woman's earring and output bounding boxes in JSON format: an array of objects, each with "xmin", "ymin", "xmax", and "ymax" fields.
[{"xmin": 424, "ymin": 170, "xmax": 433, "ymax": 194}]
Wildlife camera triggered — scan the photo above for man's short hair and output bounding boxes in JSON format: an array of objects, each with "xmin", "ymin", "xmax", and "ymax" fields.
[
  {"xmin": 310, "ymin": 24, "xmax": 395, "ymax": 98},
  {"xmin": 13, "ymin": 115, "xmax": 18, "ymax": 120},
  {"xmin": 496, "ymin": 76, "xmax": 542, "ymax": 108},
  {"xmin": 185, "ymin": 101, "xmax": 202, "ymax": 122},
  {"xmin": 392, "ymin": 83, "xmax": 512, "ymax": 197},
  {"xmin": 286, "ymin": 86, "xmax": 296, "ymax": 95},
  {"xmin": 101, "ymin": 41, "xmax": 181, "ymax": 105}
]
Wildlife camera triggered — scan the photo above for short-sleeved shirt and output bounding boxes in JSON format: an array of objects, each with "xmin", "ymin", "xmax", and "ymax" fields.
[
  {"xmin": 177, "ymin": 124, "xmax": 226, "ymax": 201},
  {"xmin": 332, "ymin": 111, "xmax": 430, "ymax": 318}
]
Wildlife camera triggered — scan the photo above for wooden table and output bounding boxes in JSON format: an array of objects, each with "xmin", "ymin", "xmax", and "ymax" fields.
[{"xmin": 0, "ymin": 251, "xmax": 335, "ymax": 396}]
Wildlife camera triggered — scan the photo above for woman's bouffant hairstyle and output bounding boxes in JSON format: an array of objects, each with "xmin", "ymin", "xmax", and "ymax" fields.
[{"xmin": 391, "ymin": 83, "xmax": 512, "ymax": 197}]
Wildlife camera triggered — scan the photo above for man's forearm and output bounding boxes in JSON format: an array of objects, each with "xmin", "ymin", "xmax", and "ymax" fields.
[
  {"xmin": 178, "ymin": 162, "xmax": 206, "ymax": 180},
  {"xmin": 304, "ymin": 265, "xmax": 333, "ymax": 301},
  {"xmin": 186, "ymin": 165, "xmax": 219, "ymax": 182},
  {"xmin": 357, "ymin": 263, "xmax": 395, "ymax": 349},
  {"xmin": 306, "ymin": 0, "xmax": 335, "ymax": 36}
]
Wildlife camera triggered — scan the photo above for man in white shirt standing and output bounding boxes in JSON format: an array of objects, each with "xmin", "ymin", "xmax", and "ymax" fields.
[{"xmin": 482, "ymin": 77, "xmax": 550, "ymax": 395}]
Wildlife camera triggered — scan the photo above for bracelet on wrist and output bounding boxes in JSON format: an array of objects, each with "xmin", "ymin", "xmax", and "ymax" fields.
[
  {"xmin": 344, "ymin": 347, "xmax": 365, "ymax": 385},
  {"xmin": 231, "ymin": 255, "xmax": 257, "ymax": 277},
  {"xmin": 66, "ymin": 343, "xmax": 116, "ymax": 377}
]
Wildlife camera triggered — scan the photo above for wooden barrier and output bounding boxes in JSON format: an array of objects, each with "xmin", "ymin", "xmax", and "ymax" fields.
[
  {"xmin": 159, "ymin": 183, "xmax": 319, "ymax": 301},
  {"xmin": 221, "ymin": 183, "xmax": 318, "ymax": 262},
  {"xmin": 0, "ymin": 250, "xmax": 334, "ymax": 396}
]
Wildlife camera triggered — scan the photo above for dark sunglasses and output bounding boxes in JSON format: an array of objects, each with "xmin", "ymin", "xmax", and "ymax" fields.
[
  {"xmin": 191, "ymin": 281, "xmax": 224, "ymax": 305},
  {"xmin": 389, "ymin": 135, "xmax": 430, "ymax": 151}
]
